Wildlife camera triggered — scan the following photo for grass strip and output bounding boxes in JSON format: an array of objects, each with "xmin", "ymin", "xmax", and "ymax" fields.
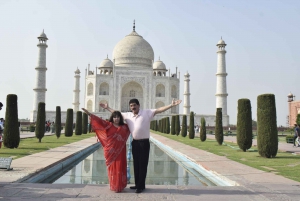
[
  {"xmin": 152, "ymin": 131, "xmax": 300, "ymax": 183},
  {"xmin": 0, "ymin": 133, "xmax": 96, "ymax": 159}
]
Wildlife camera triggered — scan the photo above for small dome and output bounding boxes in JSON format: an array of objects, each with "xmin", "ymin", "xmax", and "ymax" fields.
[
  {"xmin": 99, "ymin": 57, "xmax": 113, "ymax": 68},
  {"xmin": 217, "ymin": 38, "xmax": 226, "ymax": 46},
  {"xmin": 38, "ymin": 30, "xmax": 48, "ymax": 40},
  {"xmin": 75, "ymin": 68, "xmax": 80, "ymax": 74},
  {"xmin": 288, "ymin": 92, "xmax": 294, "ymax": 97},
  {"xmin": 153, "ymin": 58, "xmax": 166, "ymax": 70}
]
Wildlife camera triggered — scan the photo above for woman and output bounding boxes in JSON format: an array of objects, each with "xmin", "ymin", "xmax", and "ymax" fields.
[{"xmin": 82, "ymin": 108, "xmax": 130, "ymax": 192}]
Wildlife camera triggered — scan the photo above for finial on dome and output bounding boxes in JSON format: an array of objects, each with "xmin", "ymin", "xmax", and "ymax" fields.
[
  {"xmin": 133, "ymin": 20, "xmax": 135, "ymax": 32},
  {"xmin": 159, "ymin": 56, "xmax": 160, "ymax": 61},
  {"xmin": 221, "ymin": 36, "xmax": 222, "ymax": 40},
  {"xmin": 107, "ymin": 54, "xmax": 108, "ymax": 59}
]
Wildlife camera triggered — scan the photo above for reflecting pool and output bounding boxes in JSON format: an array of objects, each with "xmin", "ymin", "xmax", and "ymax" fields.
[{"xmin": 53, "ymin": 142, "xmax": 215, "ymax": 186}]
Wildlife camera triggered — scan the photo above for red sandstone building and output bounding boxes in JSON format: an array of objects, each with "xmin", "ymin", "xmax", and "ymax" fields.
[{"xmin": 288, "ymin": 93, "xmax": 300, "ymax": 127}]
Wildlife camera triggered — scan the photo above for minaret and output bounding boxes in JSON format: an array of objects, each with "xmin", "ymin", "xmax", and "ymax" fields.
[
  {"xmin": 73, "ymin": 68, "xmax": 81, "ymax": 112},
  {"xmin": 216, "ymin": 37, "xmax": 228, "ymax": 115},
  {"xmin": 33, "ymin": 30, "xmax": 48, "ymax": 111},
  {"xmin": 183, "ymin": 72, "xmax": 191, "ymax": 114}
]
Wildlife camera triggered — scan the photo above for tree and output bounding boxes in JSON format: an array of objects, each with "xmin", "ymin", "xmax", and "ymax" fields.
[
  {"xmin": 181, "ymin": 115, "xmax": 187, "ymax": 137},
  {"xmin": 65, "ymin": 109, "xmax": 74, "ymax": 137},
  {"xmin": 55, "ymin": 106, "xmax": 61, "ymax": 139},
  {"xmin": 296, "ymin": 114, "xmax": 300, "ymax": 125},
  {"xmin": 200, "ymin": 117, "xmax": 206, "ymax": 142},
  {"xmin": 175, "ymin": 115, "xmax": 181, "ymax": 135},
  {"xmin": 155, "ymin": 120, "xmax": 158, "ymax": 131},
  {"xmin": 3, "ymin": 94, "xmax": 20, "ymax": 148},
  {"xmin": 82, "ymin": 113, "xmax": 88, "ymax": 134},
  {"xmin": 75, "ymin": 111, "xmax": 82, "ymax": 135},
  {"xmin": 35, "ymin": 102, "xmax": 45, "ymax": 143},
  {"xmin": 257, "ymin": 94, "xmax": 278, "ymax": 158},
  {"xmin": 166, "ymin": 117, "xmax": 170, "ymax": 134},
  {"xmin": 162, "ymin": 118, "xmax": 166, "ymax": 133},
  {"xmin": 237, "ymin": 99, "xmax": 253, "ymax": 152},
  {"xmin": 171, "ymin": 116, "xmax": 176, "ymax": 135},
  {"xmin": 215, "ymin": 108, "xmax": 223, "ymax": 145},
  {"xmin": 188, "ymin": 112, "xmax": 195, "ymax": 139}
]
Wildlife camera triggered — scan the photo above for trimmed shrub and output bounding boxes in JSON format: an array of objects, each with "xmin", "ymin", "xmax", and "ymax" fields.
[
  {"xmin": 82, "ymin": 113, "xmax": 88, "ymax": 134},
  {"xmin": 181, "ymin": 115, "xmax": 187, "ymax": 137},
  {"xmin": 296, "ymin": 114, "xmax": 300, "ymax": 125},
  {"xmin": 175, "ymin": 115, "xmax": 181, "ymax": 135},
  {"xmin": 237, "ymin": 99, "xmax": 253, "ymax": 152},
  {"xmin": 3, "ymin": 94, "xmax": 20, "ymax": 148},
  {"xmin": 189, "ymin": 112, "xmax": 195, "ymax": 139},
  {"xmin": 35, "ymin": 102, "xmax": 45, "ymax": 143},
  {"xmin": 257, "ymin": 94, "xmax": 278, "ymax": 158},
  {"xmin": 171, "ymin": 116, "xmax": 176, "ymax": 135},
  {"xmin": 65, "ymin": 109, "xmax": 74, "ymax": 137},
  {"xmin": 75, "ymin": 111, "xmax": 82, "ymax": 135},
  {"xmin": 155, "ymin": 120, "xmax": 158, "ymax": 131},
  {"xmin": 166, "ymin": 117, "xmax": 170, "ymax": 134},
  {"xmin": 55, "ymin": 106, "xmax": 61, "ymax": 138},
  {"xmin": 200, "ymin": 117, "xmax": 206, "ymax": 142},
  {"xmin": 215, "ymin": 108, "xmax": 223, "ymax": 145}
]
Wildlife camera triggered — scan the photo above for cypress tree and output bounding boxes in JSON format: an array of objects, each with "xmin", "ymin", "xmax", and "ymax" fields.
[
  {"xmin": 35, "ymin": 102, "xmax": 45, "ymax": 143},
  {"xmin": 215, "ymin": 108, "xmax": 223, "ymax": 145},
  {"xmin": 82, "ymin": 113, "xmax": 88, "ymax": 134},
  {"xmin": 171, "ymin": 116, "xmax": 176, "ymax": 135},
  {"xmin": 175, "ymin": 115, "xmax": 181, "ymax": 135},
  {"xmin": 237, "ymin": 99, "xmax": 253, "ymax": 152},
  {"xmin": 55, "ymin": 106, "xmax": 61, "ymax": 139},
  {"xmin": 181, "ymin": 115, "xmax": 187, "ymax": 137},
  {"xmin": 162, "ymin": 118, "xmax": 166, "ymax": 133},
  {"xmin": 257, "ymin": 94, "xmax": 278, "ymax": 158},
  {"xmin": 155, "ymin": 120, "xmax": 158, "ymax": 131},
  {"xmin": 200, "ymin": 117, "xmax": 206, "ymax": 142},
  {"xmin": 65, "ymin": 109, "xmax": 74, "ymax": 137},
  {"xmin": 188, "ymin": 112, "xmax": 195, "ymax": 139},
  {"xmin": 75, "ymin": 111, "xmax": 82, "ymax": 135},
  {"xmin": 296, "ymin": 114, "xmax": 300, "ymax": 125},
  {"xmin": 166, "ymin": 117, "xmax": 170, "ymax": 134},
  {"xmin": 158, "ymin": 120, "xmax": 161, "ymax": 132},
  {"xmin": 3, "ymin": 94, "xmax": 20, "ymax": 148}
]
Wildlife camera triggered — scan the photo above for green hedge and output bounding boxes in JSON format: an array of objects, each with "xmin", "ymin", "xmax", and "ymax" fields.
[{"xmin": 257, "ymin": 94, "xmax": 278, "ymax": 158}]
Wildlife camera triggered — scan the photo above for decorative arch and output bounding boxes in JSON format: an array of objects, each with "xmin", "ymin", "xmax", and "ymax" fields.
[
  {"xmin": 87, "ymin": 100, "xmax": 93, "ymax": 111},
  {"xmin": 155, "ymin": 101, "xmax": 165, "ymax": 108},
  {"xmin": 99, "ymin": 82, "xmax": 109, "ymax": 95},
  {"xmin": 171, "ymin": 85, "xmax": 177, "ymax": 98},
  {"xmin": 87, "ymin": 83, "xmax": 93, "ymax": 96},
  {"xmin": 99, "ymin": 100, "xmax": 108, "ymax": 112},
  {"xmin": 156, "ymin": 84, "xmax": 165, "ymax": 97},
  {"xmin": 121, "ymin": 81, "xmax": 143, "ymax": 112}
]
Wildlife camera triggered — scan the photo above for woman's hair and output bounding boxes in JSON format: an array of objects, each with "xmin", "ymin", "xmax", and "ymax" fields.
[{"xmin": 109, "ymin": 111, "xmax": 125, "ymax": 125}]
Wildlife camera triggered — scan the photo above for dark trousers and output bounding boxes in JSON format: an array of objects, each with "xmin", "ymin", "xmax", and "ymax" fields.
[{"xmin": 132, "ymin": 139, "xmax": 150, "ymax": 189}]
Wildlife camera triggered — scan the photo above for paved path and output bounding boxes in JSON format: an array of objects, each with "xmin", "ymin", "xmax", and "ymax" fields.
[{"xmin": 0, "ymin": 133, "xmax": 299, "ymax": 200}]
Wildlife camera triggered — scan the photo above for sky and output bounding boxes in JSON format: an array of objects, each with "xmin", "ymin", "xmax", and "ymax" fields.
[{"xmin": 0, "ymin": 0, "xmax": 299, "ymax": 126}]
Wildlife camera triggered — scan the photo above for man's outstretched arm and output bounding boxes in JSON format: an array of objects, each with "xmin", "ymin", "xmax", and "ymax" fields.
[
  {"xmin": 154, "ymin": 99, "xmax": 182, "ymax": 115},
  {"xmin": 99, "ymin": 103, "xmax": 115, "ymax": 113}
]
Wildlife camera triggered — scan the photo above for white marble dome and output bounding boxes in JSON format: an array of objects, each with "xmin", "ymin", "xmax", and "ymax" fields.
[
  {"xmin": 112, "ymin": 30, "xmax": 154, "ymax": 67},
  {"xmin": 99, "ymin": 57, "xmax": 113, "ymax": 68},
  {"xmin": 153, "ymin": 58, "xmax": 166, "ymax": 70},
  {"xmin": 38, "ymin": 30, "xmax": 48, "ymax": 39},
  {"xmin": 217, "ymin": 39, "xmax": 226, "ymax": 45}
]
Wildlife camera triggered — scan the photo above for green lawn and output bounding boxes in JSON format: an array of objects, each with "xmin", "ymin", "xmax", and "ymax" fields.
[
  {"xmin": 0, "ymin": 133, "xmax": 96, "ymax": 159},
  {"xmin": 152, "ymin": 131, "xmax": 300, "ymax": 183}
]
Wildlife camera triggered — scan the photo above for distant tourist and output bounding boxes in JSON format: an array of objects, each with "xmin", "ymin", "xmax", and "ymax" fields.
[
  {"xmin": 293, "ymin": 124, "xmax": 299, "ymax": 147},
  {"xmin": 82, "ymin": 108, "xmax": 130, "ymax": 193}
]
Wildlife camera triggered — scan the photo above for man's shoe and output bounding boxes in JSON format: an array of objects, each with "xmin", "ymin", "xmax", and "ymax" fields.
[
  {"xmin": 130, "ymin": 186, "xmax": 137, "ymax": 189},
  {"xmin": 135, "ymin": 189, "xmax": 143, "ymax": 193}
]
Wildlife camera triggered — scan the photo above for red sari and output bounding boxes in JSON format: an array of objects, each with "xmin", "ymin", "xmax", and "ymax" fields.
[{"xmin": 90, "ymin": 115, "xmax": 130, "ymax": 192}]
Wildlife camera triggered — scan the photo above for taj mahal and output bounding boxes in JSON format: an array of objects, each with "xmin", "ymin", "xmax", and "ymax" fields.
[{"xmin": 30, "ymin": 22, "xmax": 229, "ymax": 127}]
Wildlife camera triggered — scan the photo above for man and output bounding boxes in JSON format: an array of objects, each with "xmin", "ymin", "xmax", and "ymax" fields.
[
  {"xmin": 100, "ymin": 98, "xmax": 182, "ymax": 193},
  {"xmin": 293, "ymin": 124, "xmax": 299, "ymax": 147}
]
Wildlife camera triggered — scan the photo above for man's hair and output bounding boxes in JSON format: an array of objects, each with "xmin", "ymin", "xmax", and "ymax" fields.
[
  {"xmin": 0, "ymin": 102, "xmax": 3, "ymax": 110},
  {"xmin": 109, "ymin": 111, "xmax": 125, "ymax": 125},
  {"xmin": 295, "ymin": 124, "xmax": 297, "ymax": 126},
  {"xmin": 129, "ymin": 99, "xmax": 140, "ymax": 105}
]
